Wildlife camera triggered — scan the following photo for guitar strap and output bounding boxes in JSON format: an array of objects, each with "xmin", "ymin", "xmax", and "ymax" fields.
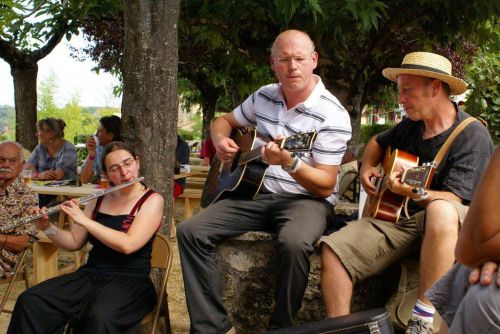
[
  {"xmin": 433, "ymin": 116, "xmax": 479, "ymax": 167},
  {"xmin": 403, "ymin": 116, "xmax": 479, "ymax": 219}
]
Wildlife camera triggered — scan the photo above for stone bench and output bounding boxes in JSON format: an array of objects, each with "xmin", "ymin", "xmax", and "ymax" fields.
[{"xmin": 215, "ymin": 230, "xmax": 401, "ymax": 333}]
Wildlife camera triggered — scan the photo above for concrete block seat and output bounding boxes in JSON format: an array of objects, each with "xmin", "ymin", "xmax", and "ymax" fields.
[{"xmin": 215, "ymin": 231, "xmax": 400, "ymax": 333}]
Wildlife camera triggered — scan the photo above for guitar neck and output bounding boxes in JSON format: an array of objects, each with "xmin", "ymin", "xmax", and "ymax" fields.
[
  {"xmin": 238, "ymin": 147, "xmax": 265, "ymax": 165},
  {"xmin": 237, "ymin": 136, "xmax": 285, "ymax": 165},
  {"xmin": 236, "ymin": 131, "xmax": 317, "ymax": 166},
  {"xmin": 0, "ymin": 177, "xmax": 144, "ymax": 233}
]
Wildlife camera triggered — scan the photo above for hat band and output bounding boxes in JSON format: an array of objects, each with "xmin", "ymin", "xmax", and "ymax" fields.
[{"xmin": 400, "ymin": 64, "xmax": 450, "ymax": 76}]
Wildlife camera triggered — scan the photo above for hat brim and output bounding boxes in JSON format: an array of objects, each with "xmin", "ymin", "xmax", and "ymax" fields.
[{"xmin": 382, "ymin": 68, "xmax": 468, "ymax": 95}]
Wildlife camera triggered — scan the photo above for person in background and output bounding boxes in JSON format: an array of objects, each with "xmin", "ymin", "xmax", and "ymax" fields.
[
  {"xmin": 426, "ymin": 146, "xmax": 500, "ymax": 334},
  {"xmin": 8, "ymin": 142, "xmax": 164, "ymax": 334},
  {"xmin": 0, "ymin": 141, "xmax": 38, "ymax": 278},
  {"xmin": 177, "ymin": 29, "xmax": 351, "ymax": 332},
  {"xmin": 174, "ymin": 134, "xmax": 190, "ymax": 197},
  {"xmin": 80, "ymin": 115, "xmax": 122, "ymax": 184},
  {"xmin": 199, "ymin": 127, "xmax": 216, "ymax": 166},
  {"xmin": 27, "ymin": 118, "xmax": 77, "ymax": 181}
]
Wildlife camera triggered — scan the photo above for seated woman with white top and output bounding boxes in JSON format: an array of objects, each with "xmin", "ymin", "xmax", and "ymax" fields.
[{"xmin": 27, "ymin": 118, "xmax": 77, "ymax": 181}]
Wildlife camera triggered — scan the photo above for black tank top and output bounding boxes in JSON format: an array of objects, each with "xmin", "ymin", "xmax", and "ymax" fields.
[{"xmin": 81, "ymin": 189, "xmax": 157, "ymax": 277}]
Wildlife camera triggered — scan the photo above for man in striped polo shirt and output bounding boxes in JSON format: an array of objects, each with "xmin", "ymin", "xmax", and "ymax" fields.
[{"xmin": 177, "ymin": 29, "xmax": 351, "ymax": 333}]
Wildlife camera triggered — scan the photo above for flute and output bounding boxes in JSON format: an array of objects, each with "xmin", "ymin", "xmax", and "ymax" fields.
[{"xmin": 0, "ymin": 177, "xmax": 144, "ymax": 232}]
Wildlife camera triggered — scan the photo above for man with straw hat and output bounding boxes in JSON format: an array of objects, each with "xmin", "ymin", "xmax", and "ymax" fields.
[{"xmin": 319, "ymin": 52, "xmax": 493, "ymax": 334}]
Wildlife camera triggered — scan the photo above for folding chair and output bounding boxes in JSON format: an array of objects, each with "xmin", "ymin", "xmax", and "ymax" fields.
[
  {"xmin": 140, "ymin": 233, "xmax": 174, "ymax": 333},
  {"xmin": 0, "ymin": 247, "xmax": 31, "ymax": 314},
  {"xmin": 66, "ymin": 234, "xmax": 173, "ymax": 334}
]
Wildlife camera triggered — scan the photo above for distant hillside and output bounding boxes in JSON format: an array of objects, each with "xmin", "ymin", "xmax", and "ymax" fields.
[
  {"xmin": 0, "ymin": 105, "xmax": 15, "ymax": 140},
  {"xmin": 0, "ymin": 105, "xmax": 121, "ymax": 142},
  {"xmin": 0, "ymin": 105, "xmax": 120, "ymax": 124},
  {"xmin": 0, "ymin": 105, "xmax": 15, "ymax": 126}
]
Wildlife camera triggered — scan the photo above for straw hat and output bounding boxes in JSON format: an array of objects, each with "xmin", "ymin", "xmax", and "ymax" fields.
[{"xmin": 382, "ymin": 52, "xmax": 467, "ymax": 95}]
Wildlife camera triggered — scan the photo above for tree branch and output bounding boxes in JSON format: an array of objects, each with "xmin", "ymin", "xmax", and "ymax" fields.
[
  {"xmin": 0, "ymin": 38, "xmax": 18, "ymax": 65},
  {"xmin": 19, "ymin": 0, "xmax": 48, "ymax": 20},
  {"xmin": 31, "ymin": 21, "xmax": 70, "ymax": 61}
]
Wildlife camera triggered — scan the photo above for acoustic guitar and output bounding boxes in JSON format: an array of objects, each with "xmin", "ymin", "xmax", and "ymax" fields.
[
  {"xmin": 363, "ymin": 147, "xmax": 435, "ymax": 223},
  {"xmin": 201, "ymin": 128, "xmax": 317, "ymax": 208}
]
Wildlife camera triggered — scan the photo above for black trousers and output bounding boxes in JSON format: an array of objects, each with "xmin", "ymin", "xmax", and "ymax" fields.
[
  {"xmin": 176, "ymin": 193, "xmax": 335, "ymax": 334},
  {"xmin": 7, "ymin": 269, "xmax": 156, "ymax": 334}
]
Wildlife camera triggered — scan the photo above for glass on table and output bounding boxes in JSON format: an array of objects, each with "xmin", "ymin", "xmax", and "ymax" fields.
[
  {"xmin": 22, "ymin": 164, "xmax": 32, "ymax": 185},
  {"xmin": 100, "ymin": 174, "xmax": 110, "ymax": 189}
]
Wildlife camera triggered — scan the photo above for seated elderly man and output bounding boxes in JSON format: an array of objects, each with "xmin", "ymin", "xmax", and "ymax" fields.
[{"xmin": 0, "ymin": 141, "xmax": 38, "ymax": 278}]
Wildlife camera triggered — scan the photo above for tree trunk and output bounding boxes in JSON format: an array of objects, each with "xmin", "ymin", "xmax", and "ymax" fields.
[
  {"xmin": 12, "ymin": 64, "xmax": 38, "ymax": 150},
  {"xmin": 121, "ymin": 0, "xmax": 180, "ymax": 236},
  {"xmin": 347, "ymin": 84, "xmax": 366, "ymax": 156},
  {"xmin": 201, "ymin": 95, "xmax": 217, "ymax": 140},
  {"xmin": 328, "ymin": 79, "xmax": 366, "ymax": 158}
]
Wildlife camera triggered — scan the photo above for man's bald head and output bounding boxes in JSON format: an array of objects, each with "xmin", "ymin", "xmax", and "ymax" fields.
[{"xmin": 271, "ymin": 29, "xmax": 315, "ymax": 56}]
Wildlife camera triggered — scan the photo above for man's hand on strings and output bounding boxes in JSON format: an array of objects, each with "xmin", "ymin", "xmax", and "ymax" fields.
[
  {"xmin": 360, "ymin": 166, "xmax": 383, "ymax": 197},
  {"xmin": 214, "ymin": 136, "xmax": 239, "ymax": 163}
]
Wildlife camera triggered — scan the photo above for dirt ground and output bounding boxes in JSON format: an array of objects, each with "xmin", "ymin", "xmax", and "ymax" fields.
[{"xmin": 0, "ymin": 207, "xmax": 190, "ymax": 334}]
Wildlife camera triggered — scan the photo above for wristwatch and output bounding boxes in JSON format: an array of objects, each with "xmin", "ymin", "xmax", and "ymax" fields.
[
  {"xmin": 43, "ymin": 224, "xmax": 57, "ymax": 236},
  {"xmin": 282, "ymin": 156, "xmax": 302, "ymax": 174}
]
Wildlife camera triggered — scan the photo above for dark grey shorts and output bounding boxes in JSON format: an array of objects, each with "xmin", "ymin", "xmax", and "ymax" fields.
[{"xmin": 426, "ymin": 263, "xmax": 500, "ymax": 333}]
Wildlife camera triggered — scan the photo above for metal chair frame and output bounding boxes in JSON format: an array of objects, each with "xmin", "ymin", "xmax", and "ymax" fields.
[
  {"xmin": 0, "ymin": 246, "xmax": 31, "ymax": 314},
  {"xmin": 140, "ymin": 233, "xmax": 174, "ymax": 333}
]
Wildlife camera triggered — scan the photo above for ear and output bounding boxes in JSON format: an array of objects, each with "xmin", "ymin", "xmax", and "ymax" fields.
[
  {"xmin": 311, "ymin": 51, "xmax": 319, "ymax": 69},
  {"xmin": 270, "ymin": 55, "xmax": 276, "ymax": 73},
  {"xmin": 432, "ymin": 79, "xmax": 441, "ymax": 96}
]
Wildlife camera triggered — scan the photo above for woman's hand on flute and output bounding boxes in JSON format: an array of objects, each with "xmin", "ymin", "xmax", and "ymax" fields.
[
  {"xmin": 60, "ymin": 199, "xmax": 91, "ymax": 227},
  {"xmin": 30, "ymin": 207, "xmax": 50, "ymax": 231}
]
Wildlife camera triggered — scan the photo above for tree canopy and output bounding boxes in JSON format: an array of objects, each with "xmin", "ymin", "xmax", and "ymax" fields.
[
  {"xmin": 74, "ymin": 0, "xmax": 499, "ymax": 148},
  {"xmin": 0, "ymin": 0, "xmax": 120, "ymax": 149}
]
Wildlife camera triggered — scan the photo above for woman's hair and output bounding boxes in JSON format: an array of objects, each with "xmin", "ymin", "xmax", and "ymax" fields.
[
  {"xmin": 38, "ymin": 118, "xmax": 66, "ymax": 139},
  {"xmin": 99, "ymin": 115, "xmax": 122, "ymax": 141},
  {"xmin": 100, "ymin": 141, "xmax": 138, "ymax": 172}
]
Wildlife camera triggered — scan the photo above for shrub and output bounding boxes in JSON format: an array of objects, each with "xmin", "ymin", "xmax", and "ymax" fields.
[{"xmin": 360, "ymin": 124, "xmax": 394, "ymax": 144}]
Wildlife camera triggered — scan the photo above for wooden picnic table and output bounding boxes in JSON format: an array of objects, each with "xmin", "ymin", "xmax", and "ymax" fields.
[
  {"xmin": 30, "ymin": 183, "xmax": 100, "ymax": 284},
  {"xmin": 31, "ymin": 183, "xmax": 100, "ymax": 197}
]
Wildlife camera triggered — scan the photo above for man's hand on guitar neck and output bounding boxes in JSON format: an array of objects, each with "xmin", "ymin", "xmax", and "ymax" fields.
[
  {"xmin": 262, "ymin": 135, "xmax": 338, "ymax": 198},
  {"xmin": 387, "ymin": 170, "xmax": 463, "ymax": 206},
  {"xmin": 261, "ymin": 134, "xmax": 295, "ymax": 167},
  {"xmin": 386, "ymin": 170, "xmax": 416, "ymax": 198}
]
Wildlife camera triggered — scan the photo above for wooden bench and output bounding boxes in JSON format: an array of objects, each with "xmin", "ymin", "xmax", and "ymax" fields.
[
  {"xmin": 177, "ymin": 188, "xmax": 203, "ymax": 220},
  {"xmin": 189, "ymin": 165, "xmax": 210, "ymax": 174},
  {"xmin": 189, "ymin": 157, "xmax": 203, "ymax": 165},
  {"xmin": 171, "ymin": 188, "xmax": 204, "ymax": 240},
  {"xmin": 184, "ymin": 165, "xmax": 210, "ymax": 190},
  {"xmin": 185, "ymin": 176, "xmax": 206, "ymax": 190}
]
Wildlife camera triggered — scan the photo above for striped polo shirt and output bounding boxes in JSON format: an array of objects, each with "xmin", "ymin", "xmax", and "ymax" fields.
[{"xmin": 233, "ymin": 75, "xmax": 352, "ymax": 205}]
